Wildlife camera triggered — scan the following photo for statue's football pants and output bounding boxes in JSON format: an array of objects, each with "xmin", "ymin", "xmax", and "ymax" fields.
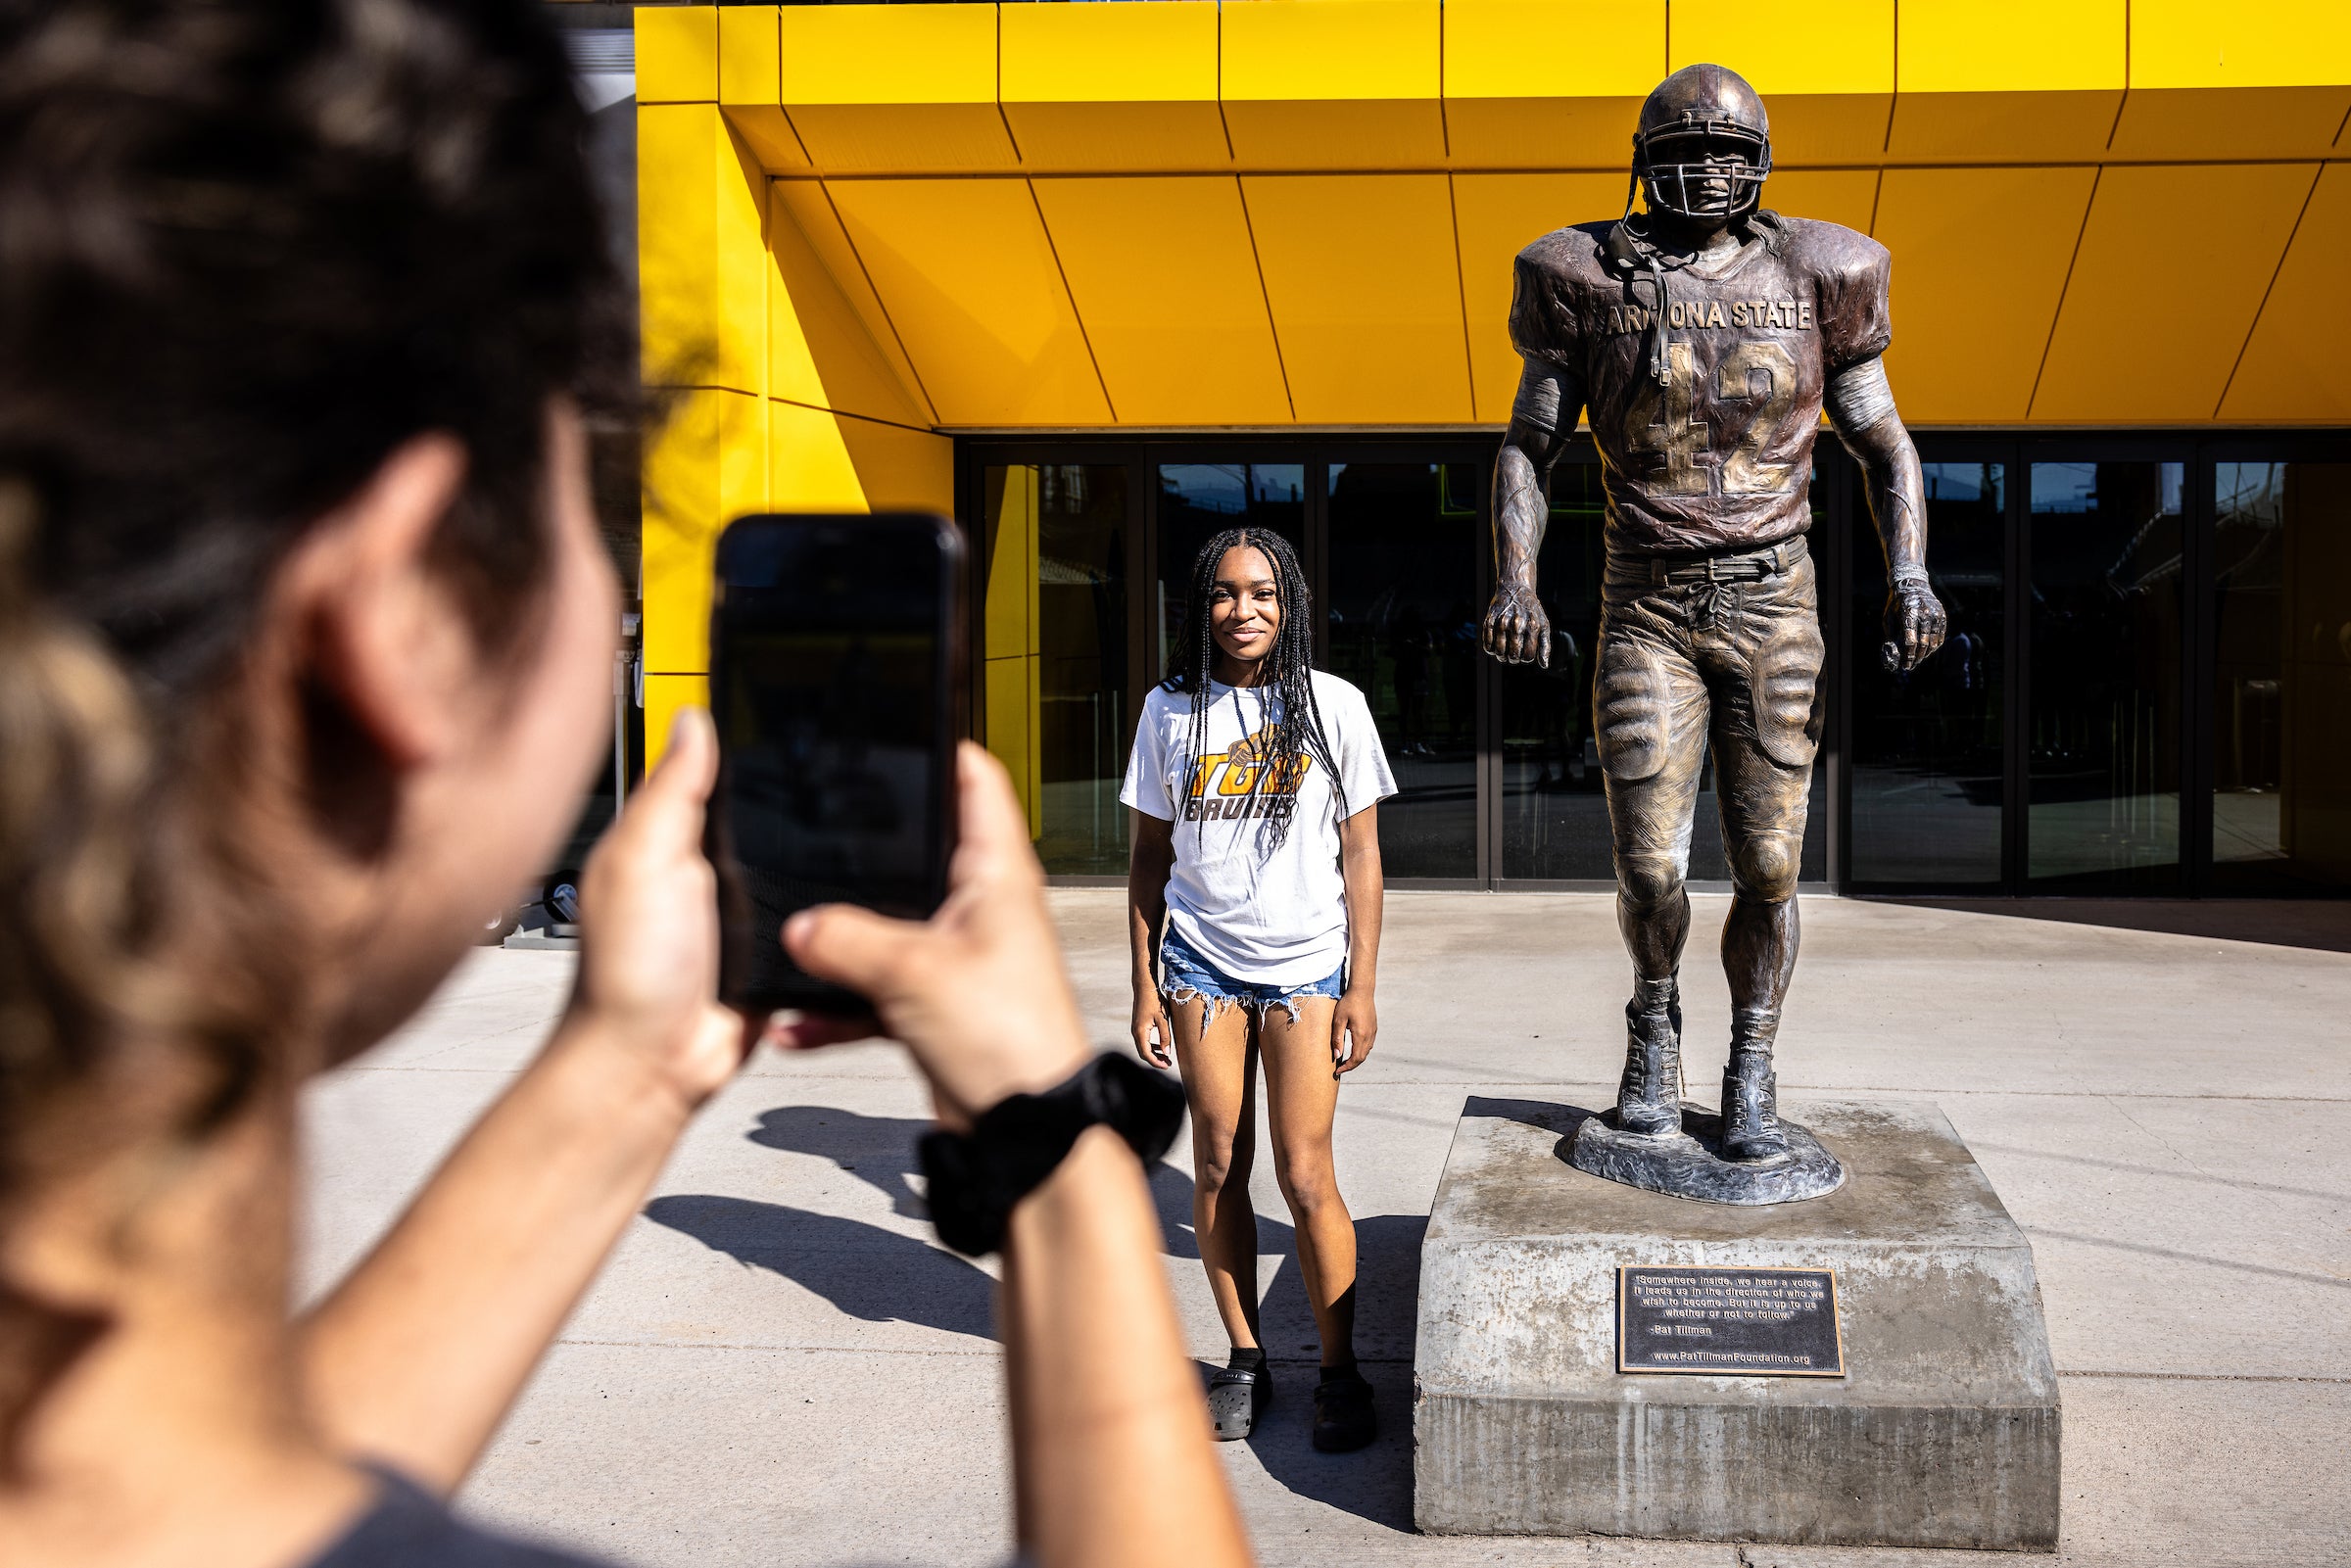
[{"xmin": 1595, "ymin": 542, "xmax": 1823, "ymax": 918}]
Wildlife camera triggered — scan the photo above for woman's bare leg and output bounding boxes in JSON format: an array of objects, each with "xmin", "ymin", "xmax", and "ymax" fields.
[
  {"xmin": 1171, "ymin": 994, "xmax": 1262, "ymax": 1350},
  {"xmin": 1260, "ymin": 995, "xmax": 1357, "ymax": 1367}
]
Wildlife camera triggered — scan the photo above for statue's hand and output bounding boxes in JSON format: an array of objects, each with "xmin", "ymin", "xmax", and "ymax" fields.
[
  {"xmin": 1881, "ymin": 579, "xmax": 1947, "ymax": 673},
  {"xmin": 1482, "ymin": 581, "xmax": 1552, "ymax": 668}
]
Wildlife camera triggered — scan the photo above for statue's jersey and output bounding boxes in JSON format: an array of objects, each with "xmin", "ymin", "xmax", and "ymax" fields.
[{"xmin": 1509, "ymin": 214, "xmax": 1891, "ymax": 556}]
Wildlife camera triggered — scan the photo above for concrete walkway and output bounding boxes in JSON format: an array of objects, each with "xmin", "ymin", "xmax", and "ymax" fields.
[{"xmin": 301, "ymin": 892, "xmax": 2351, "ymax": 1568}]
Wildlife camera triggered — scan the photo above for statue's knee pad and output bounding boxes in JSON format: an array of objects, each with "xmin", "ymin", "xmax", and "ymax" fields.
[
  {"xmin": 1729, "ymin": 834, "xmax": 1800, "ymax": 903},
  {"xmin": 1616, "ymin": 854, "xmax": 1686, "ymax": 913},
  {"xmin": 1749, "ymin": 618, "xmax": 1826, "ymax": 769}
]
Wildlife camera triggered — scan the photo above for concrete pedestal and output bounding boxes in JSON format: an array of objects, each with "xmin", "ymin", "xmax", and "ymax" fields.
[{"xmin": 1414, "ymin": 1098, "xmax": 2060, "ymax": 1550}]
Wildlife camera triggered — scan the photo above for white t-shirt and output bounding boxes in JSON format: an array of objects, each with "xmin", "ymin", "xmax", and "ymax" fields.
[{"xmin": 1121, "ymin": 671, "xmax": 1397, "ymax": 988}]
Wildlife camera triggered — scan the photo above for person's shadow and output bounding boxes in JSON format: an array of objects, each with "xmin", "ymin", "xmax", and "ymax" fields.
[{"xmin": 647, "ymin": 1101, "xmax": 1426, "ymax": 1529}]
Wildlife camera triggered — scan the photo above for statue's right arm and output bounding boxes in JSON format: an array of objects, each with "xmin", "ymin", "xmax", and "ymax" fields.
[{"xmin": 1482, "ymin": 356, "xmax": 1583, "ymax": 667}]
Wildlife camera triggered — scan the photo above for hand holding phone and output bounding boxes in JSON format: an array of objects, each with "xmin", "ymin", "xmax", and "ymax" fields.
[
  {"xmin": 770, "ymin": 743, "xmax": 1093, "ymax": 1132},
  {"xmin": 703, "ymin": 512, "xmax": 966, "ymax": 1015}
]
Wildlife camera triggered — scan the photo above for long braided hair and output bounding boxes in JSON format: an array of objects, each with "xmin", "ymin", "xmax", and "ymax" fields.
[{"xmin": 1163, "ymin": 528, "xmax": 1345, "ymax": 852}]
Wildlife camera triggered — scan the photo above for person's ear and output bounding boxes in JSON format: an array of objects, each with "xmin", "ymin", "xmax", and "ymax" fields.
[{"xmin": 279, "ymin": 434, "xmax": 475, "ymax": 771}]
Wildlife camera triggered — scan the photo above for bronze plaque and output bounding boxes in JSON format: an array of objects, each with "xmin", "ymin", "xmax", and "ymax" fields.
[{"xmin": 1617, "ymin": 1264, "xmax": 1845, "ymax": 1376}]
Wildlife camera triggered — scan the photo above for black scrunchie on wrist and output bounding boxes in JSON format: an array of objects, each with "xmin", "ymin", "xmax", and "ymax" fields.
[{"xmin": 919, "ymin": 1054, "xmax": 1187, "ymax": 1258}]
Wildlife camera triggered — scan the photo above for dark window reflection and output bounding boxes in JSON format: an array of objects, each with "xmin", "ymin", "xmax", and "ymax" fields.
[
  {"xmin": 2211, "ymin": 461, "xmax": 2351, "ymax": 892},
  {"xmin": 1324, "ymin": 462, "xmax": 1479, "ymax": 879},
  {"xmin": 2028, "ymin": 461, "xmax": 2183, "ymax": 889},
  {"xmin": 1848, "ymin": 461, "xmax": 2005, "ymax": 885},
  {"xmin": 1156, "ymin": 464, "xmax": 1304, "ymax": 677},
  {"xmin": 982, "ymin": 464, "xmax": 1128, "ymax": 877}
]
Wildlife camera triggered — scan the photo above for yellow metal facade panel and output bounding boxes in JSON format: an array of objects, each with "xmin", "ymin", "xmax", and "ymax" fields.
[
  {"xmin": 639, "ymin": 106, "xmax": 767, "ymax": 396},
  {"xmin": 1002, "ymin": 103, "xmax": 1235, "ymax": 171},
  {"xmin": 767, "ymin": 399, "xmax": 869, "ymax": 512},
  {"xmin": 838, "ymin": 419, "xmax": 956, "ymax": 512},
  {"xmin": 1451, "ymin": 172, "xmax": 1625, "ymax": 421},
  {"xmin": 768, "ymin": 183, "xmax": 931, "ymax": 427},
  {"xmin": 1243, "ymin": 174, "xmax": 1471, "ymax": 423},
  {"xmin": 1443, "ymin": 98, "xmax": 1646, "ymax": 170},
  {"xmin": 1000, "ymin": 2, "xmax": 1219, "ymax": 103},
  {"xmin": 2107, "ymin": 87, "xmax": 2351, "ymax": 161},
  {"xmin": 728, "ymin": 108, "xmax": 811, "ymax": 171},
  {"xmin": 1443, "ymin": 0, "xmax": 1665, "ymax": 101},
  {"xmin": 1667, "ymin": 0, "xmax": 1892, "ymax": 162},
  {"xmin": 1886, "ymin": 91, "xmax": 2123, "ymax": 163},
  {"xmin": 781, "ymin": 3, "xmax": 998, "ymax": 104},
  {"xmin": 999, "ymin": 0, "xmax": 1227, "ymax": 165},
  {"xmin": 771, "ymin": 181, "xmax": 940, "ymax": 425},
  {"xmin": 1870, "ymin": 166, "xmax": 2095, "ymax": 425},
  {"xmin": 1032, "ymin": 176, "xmax": 1292, "ymax": 426},
  {"xmin": 2130, "ymin": 0, "xmax": 2351, "ymax": 90},
  {"xmin": 1222, "ymin": 100, "xmax": 1449, "ymax": 170},
  {"xmin": 1761, "ymin": 169, "xmax": 1879, "ymax": 236},
  {"xmin": 826, "ymin": 178, "xmax": 1113, "ymax": 426},
  {"xmin": 637, "ymin": 4, "xmax": 717, "ymax": 105},
  {"xmin": 718, "ymin": 6, "xmax": 781, "ymax": 105},
  {"xmin": 644, "ymin": 675, "xmax": 711, "ymax": 770},
  {"xmin": 1895, "ymin": 0, "xmax": 2124, "ymax": 93},
  {"xmin": 1222, "ymin": 0, "xmax": 1440, "ymax": 102},
  {"xmin": 781, "ymin": 4, "xmax": 1016, "ymax": 170},
  {"xmin": 786, "ymin": 104, "xmax": 1020, "ymax": 173},
  {"xmin": 2032, "ymin": 163, "xmax": 2319, "ymax": 424},
  {"xmin": 643, "ymin": 388, "xmax": 767, "ymax": 676},
  {"xmin": 982, "ymin": 465, "xmax": 1043, "ymax": 833},
  {"xmin": 2220, "ymin": 163, "xmax": 2351, "ymax": 423}
]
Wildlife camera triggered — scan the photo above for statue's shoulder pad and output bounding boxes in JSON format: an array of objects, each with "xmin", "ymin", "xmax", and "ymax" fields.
[
  {"xmin": 1766, "ymin": 214, "xmax": 1890, "ymax": 280},
  {"xmin": 1514, "ymin": 222, "xmax": 1616, "ymax": 284}
]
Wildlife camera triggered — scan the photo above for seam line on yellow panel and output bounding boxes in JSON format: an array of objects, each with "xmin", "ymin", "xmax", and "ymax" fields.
[
  {"xmin": 2331, "ymin": 101, "xmax": 2351, "ymax": 151},
  {"xmin": 1217, "ymin": 2, "xmax": 1238, "ymax": 162},
  {"xmin": 812, "ymin": 178, "xmax": 943, "ymax": 426},
  {"xmin": 768, "ymin": 395, "xmax": 939, "ymax": 438},
  {"xmin": 1445, "ymin": 172, "xmax": 1478, "ymax": 421},
  {"xmin": 1233, "ymin": 175, "xmax": 1297, "ymax": 422},
  {"xmin": 994, "ymin": 5, "xmax": 1028, "ymax": 166},
  {"xmin": 2211, "ymin": 165, "xmax": 2325, "ymax": 420},
  {"xmin": 1026, "ymin": 177, "xmax": 1118, "ymax": 422},
  {"xmin": 2025, "ymin": 165, "xmax": 2101, "ymax": 419},
  {"xmin": 1436, "ymin": 0, "xmax": 1450, "ymax": 161}
]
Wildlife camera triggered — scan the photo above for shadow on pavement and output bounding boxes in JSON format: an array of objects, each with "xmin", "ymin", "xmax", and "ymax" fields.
[
  {"xmin": 642, "ymin": 1194, "xmax": 998, "ymax": 1341},
  {"xmin": 1856, "ymin": 895, "xmax": 2351, "ymax": 955}
]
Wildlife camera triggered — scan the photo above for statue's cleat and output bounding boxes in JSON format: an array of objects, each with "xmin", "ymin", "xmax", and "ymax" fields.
[
  {"xmin": 1613, "ymin": 980, "xmax": 1683, "ymax": 1137},
  {"xmin": 1719, "ymin": 1055, "xmax": 1789, "ymax": 1162}
]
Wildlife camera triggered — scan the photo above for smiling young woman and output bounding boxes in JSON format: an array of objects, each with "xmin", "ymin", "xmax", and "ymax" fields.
[{"xmin": 1122, "ymin": 528, "xmax": 1396, "ymax": 1452}]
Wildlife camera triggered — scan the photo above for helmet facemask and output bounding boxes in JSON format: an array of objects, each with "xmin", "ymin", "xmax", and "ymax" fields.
[{"xmin": 1632, "ymin": 120, "xmax": 1771, "ymax": 221}]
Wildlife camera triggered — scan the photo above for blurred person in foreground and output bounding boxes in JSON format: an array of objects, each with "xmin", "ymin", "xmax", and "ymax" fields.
[{"xmin": 0, "ymin": 4, "xmax": 1251, "ymax": 1567}]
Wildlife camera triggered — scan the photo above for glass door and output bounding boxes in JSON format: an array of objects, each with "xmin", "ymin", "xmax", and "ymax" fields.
[
  {"xmin": 2027, "ymin": 460, "xmax": 2185, "ymax": 890},
  {"xmin": 978, "ymin": 462, "xmax": 1131, "ymax": 876},
  {"xmin": 1847, "ymin": 459, "xmax": 2008, "ymax": 887},
  {"xmin": 1322, "ymin": 460, "xmax": 1483, "ymax": 879}
]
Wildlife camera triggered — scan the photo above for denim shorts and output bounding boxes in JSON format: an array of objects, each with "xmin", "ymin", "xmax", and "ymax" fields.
[{"xmin": 1160, "ymin": 926, "xmax": 1345, "ymax": 1024}]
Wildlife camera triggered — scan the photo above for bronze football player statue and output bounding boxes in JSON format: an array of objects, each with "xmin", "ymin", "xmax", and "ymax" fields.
[{"xmin": 1482, "ymin": 64, "xmax": 1944, "ymax": 1193}]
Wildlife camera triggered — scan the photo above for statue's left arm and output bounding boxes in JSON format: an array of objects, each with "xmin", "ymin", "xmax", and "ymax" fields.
[{"xmin": 1826, "ymin": 356, "xmax": 1946, "ymax": 673}]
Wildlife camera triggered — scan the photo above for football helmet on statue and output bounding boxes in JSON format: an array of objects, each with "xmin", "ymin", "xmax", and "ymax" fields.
[{"xmin": 1630, "ymin": 63, "xmax": 1772, "ymax": 221}]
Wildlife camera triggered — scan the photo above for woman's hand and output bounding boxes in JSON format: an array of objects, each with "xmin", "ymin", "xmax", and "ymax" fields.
[
  {"xmin": 1331, "ymin": 987, "xmax": 1376, "ymax": 1074},
  {"xmin": 1132, "ymin": 986, "xmax": 1174, "ymax": 1069},
  {"xmin": 563, "ymin": 708, "xmax": 753, "ymax": 1117},
  {"xmin": 774, "ymin": 744, "xmax": 1095, "ymax": 1131}
]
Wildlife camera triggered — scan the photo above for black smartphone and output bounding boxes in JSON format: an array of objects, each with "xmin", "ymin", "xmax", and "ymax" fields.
[{"xmin": 704, "ymin": 512, "xmax": 966, "ymax": 1014}]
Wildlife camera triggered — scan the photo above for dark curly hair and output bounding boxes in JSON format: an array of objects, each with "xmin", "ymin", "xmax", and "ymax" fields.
[{"xmin": 0, "ymin": 0, "xmax": 630, "ymax": 1200}]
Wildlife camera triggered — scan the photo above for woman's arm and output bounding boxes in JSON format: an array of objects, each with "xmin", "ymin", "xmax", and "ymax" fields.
[
  {"xmin": 1332, "ymin": 803, "xmax": 1383, "ymax": 1073},
  {"xmin": 783, "ymin": 747, "xmax": 1253, "ymax": 1568},
  {"xmin": 1128, "ymin": 811, "xmax": 1176, "ymax": 1068},
  {"xmin": 300, "ymin": 711, "xmax": 749, "ymax": 1494}
]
